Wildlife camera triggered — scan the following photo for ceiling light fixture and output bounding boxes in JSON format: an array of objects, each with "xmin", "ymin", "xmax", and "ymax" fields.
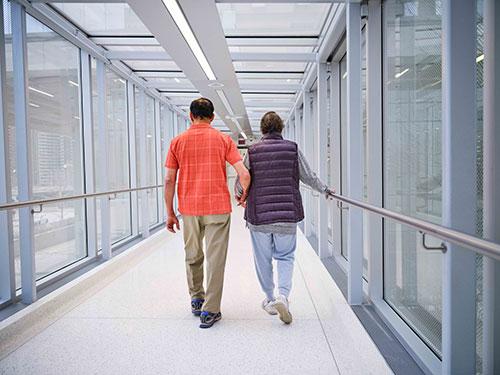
[
  {"xmin": 174, "ymin": 78, "xmax": 181, "ymax": 83},
  {"xmin": 28, "ymin": 86, "xmax": 54, "ymax": 98},
  {"xmin": 68, "ymin": 80, "xmax": 79, "ymax": 87},
  {"xmin": 240, "ymin": 132, "xmax": 248, "ymax": 140},
  {"xmin": 216, "ymin": 89, "xmax": 234, "ymax": 116},
  {"xmin": 28, "ymin": 102, "xmax": 40, "ymax": 108},
  {"xmin": 162, "ymin": 0, "xmax": 217, "ymax": 80},
  {"xmin": 476, "ymin": 54, "xmax": 484, "ymax": 63}
]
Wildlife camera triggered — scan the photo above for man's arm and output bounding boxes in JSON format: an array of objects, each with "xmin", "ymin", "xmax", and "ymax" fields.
[
  {"xmin": 164, "ymin": 167, "xmax": 180, "ymax": 233},
  {"xmin": 233, "ymin": 160, "xmax": 251, "ymax": 205}
]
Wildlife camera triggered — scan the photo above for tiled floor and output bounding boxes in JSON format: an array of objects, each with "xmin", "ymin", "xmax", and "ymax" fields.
[{"xmin": 0, "ymin": 208, "xmax": 392, "ymax": 375}]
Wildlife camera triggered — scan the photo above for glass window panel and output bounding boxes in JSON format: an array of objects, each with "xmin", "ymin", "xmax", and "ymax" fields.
[
  {"xmin": 159, "ymin": 104, "xmax": 172, "ymax": 221},
  {"xmin": 134, "ymin": 90, "xmax": 158, "ymax": 228},
  {"xmin": 92, "ymin": 66, "xmax": 132, "ymax": 246},
  {"xmin": 217, "ymin": 3, "xmax": 332, "ymax": 36},
  {"xmin": 26, "ymin": 15, "xmax": 86, "ymax": 280},
  {"xmin": 52, "ymin": 3, "xmax": 151, "ymax": 36},
  {"xmin": 233, "ymin": 61, "xmax": 307, "ymax": 72},
  {"xmin": 382, "ymin": 0, "xmax": 443, "ymax": 356},
  {"xmin": 145, "ymin": 96, "xmax": 158, "ymax": 226},
  {"xmin": 124, "ymin": 60, "xmax": 180, "ymax": 71},
  {"xmin": 106, "ymin": 70, "xmax": 131, "ymax": 242}
]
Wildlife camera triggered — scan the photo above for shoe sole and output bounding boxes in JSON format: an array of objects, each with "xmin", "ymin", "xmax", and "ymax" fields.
[
  {"xmin": 274, "ymin": 301, "xmax": 292, "ymax": 324},
  {"xmin": 262, "ymin": 305, "xmax": 278, "ymax": 315},
  {"xmin": 264, "ymin": 309, "xmax": 278, "ymax": 316},
  {"xmin": 192, "ymin": 311, "xmax": 201, "ymax": 316},
  {"xmin": 199, "ymin": 315, "xmax": 222, "ymax": 329}
]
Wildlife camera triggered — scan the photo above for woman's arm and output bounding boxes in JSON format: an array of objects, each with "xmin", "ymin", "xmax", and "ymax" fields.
[{"xmin": 298, "ymin": 149, "xmax": 335, "ymax": 195}]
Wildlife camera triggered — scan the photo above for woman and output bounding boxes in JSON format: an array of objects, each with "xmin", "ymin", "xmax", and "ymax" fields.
[{"xmin": 236, "ymin": 111, "xmax": 333, "ymax": 324}]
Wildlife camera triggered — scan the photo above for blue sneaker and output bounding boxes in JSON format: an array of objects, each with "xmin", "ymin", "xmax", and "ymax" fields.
[
  {"xmin": 199, "ymin": 311, "xmax": 222, "ymax": 329},
  {"xmin": 191, "ymin": 299, "xmax": 205, "ymax": 316}
]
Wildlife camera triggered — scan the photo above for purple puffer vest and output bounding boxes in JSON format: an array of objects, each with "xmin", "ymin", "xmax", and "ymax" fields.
[{"xmin": 244, "ymin": 132, "xmax": 304, "ymax": 225}]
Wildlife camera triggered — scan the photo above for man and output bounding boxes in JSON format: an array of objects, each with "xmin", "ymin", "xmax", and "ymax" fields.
[
  {"xmin": 236, "ymin": 111, "xmax": 333, "ymax": 324},
  {"xmin": 164, "ymin": 98, "xmax": 250, "ymax": 329}
]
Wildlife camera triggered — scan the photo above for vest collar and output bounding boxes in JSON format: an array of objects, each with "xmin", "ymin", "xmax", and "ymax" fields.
[{"xmin": 261, "ymin": 132, "xmax": 283, "ymax": 140}]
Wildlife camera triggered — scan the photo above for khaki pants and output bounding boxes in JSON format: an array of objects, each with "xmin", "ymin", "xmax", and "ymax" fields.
[{"xmin": 182, "ymin": 214, "xmax": 231, "ymax": 313}]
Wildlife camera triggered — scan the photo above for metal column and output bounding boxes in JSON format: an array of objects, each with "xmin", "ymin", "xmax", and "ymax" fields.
[
  {"xmin": 80, "ymin": 51, "xmax": 97, "ymax": 259},
  {"xmin": 483, "ymin": 0, "xmax": 500, "ymax": 372},
  {"xmin": 96, "ymin": 60, "xmax": 112, "ymax": 260},
  {"xmin": 366, "ymin": 0, "xmax": 383, "ymax": 302},
  {"xmin": 442, "ymin": 0, "xmax": 477, "ymax": 373},
  {"xmin": 12, "ymin": 2, "xmax": 36, "ymax": 304},
  {"xmin": 317, "ymin": 62, "xmax": 329, "ymax": 258},
  {"xmin": 154, "ymin": 99, "xmax": 163, "ymax": 222},
  {"xmin": 0, "ymin": 0, "xmax": 14, "ymax": 304},
  {"xmin": 303, "ymin": 91, "xmax": 313, "ymax": 238},
  {"xmin": 138, "ymin": 90, "xmax": 150, "ymax": 237},
  {"xmin": 127, "ymin": 81, "xmax": 139, "ymax": 237},
  {"xmin": 346, "ymin": 1, "xmax": 363, "ymax": 305}
]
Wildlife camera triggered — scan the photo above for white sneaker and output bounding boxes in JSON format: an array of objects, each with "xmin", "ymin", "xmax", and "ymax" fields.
[
  {"xmin": 274, "ymin": 295, "xmax": 293, "ymax": 324},
  {"xmin": 262, "ymin": 298, "xmax": 278, "ymax": 315}
]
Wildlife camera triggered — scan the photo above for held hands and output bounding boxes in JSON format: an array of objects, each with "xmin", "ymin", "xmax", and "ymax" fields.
[
  {"xmin": 236, "ymin": 189, "xmax": 249, "ymax": 208},
  {"xmin": 166, "ymin": 215, "xmax": 180, "ymax": 233}
]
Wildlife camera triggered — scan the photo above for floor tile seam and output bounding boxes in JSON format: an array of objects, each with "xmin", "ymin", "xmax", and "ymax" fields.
[{"xmin": 296, "ymin": 258, "xmax": 343, "ymax": 375}]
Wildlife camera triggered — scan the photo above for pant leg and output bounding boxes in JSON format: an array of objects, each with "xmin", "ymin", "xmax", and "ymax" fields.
[
  {"xmin": 182, "ymin": 215, "xmax": 205, "ymax": 300},
  {"xmin": 272, "ymin": 232, "xmax": 297, "ymax": 298},
  {"xmin": 249, "ymin": 230, "xmax": 275, "ymax": 301},
  {"xmin": 202, "ymin": 214, "xmax": 231, "ymax": 313}
]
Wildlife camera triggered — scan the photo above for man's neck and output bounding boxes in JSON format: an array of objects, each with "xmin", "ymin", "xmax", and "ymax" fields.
[{"xmin": 192, "ymin": 119, "xmax": 211, "ymax": 126}]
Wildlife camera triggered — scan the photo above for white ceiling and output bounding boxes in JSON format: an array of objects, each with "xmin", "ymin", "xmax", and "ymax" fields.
[{"xmin": 51, "ymin": 1, "xmax": 338, "ymax": 139}]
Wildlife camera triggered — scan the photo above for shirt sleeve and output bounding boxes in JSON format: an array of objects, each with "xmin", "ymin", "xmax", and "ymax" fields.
[
  {"xmin": 165, "ymin": 140, "xmax": 179, "ymax": 169},
  {"xmin": 225, "ymin": 137, "xmax": 242, "ymax": 165},
  {"xmin": 298, "ymin": 149, "xmax": 328, "ymax": 193}
]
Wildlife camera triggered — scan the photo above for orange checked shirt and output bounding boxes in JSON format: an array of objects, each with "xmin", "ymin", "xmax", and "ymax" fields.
[{"xmin": 165, "ymin": 122, "xmax": 242, "ymax": 216}]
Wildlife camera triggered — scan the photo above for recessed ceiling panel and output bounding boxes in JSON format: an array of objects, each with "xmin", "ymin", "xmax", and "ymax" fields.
[
  {"xmin": 238, "ymin": 78, "xmax": 301, "ymax": 85},
  {"xmin": 229, "ymin": 45, "xmax": 314, "ymax": 54},
  {"xmin": 233, "ymin": 61, "xmax": 307, "ymax": 72},
  {"xmin": 236, "ymin": 72, "xmax": 303, "ymax": 80},
  {"xmin": 217, "ymin": 3, "xmax": 331, "ymax": 36},
  {"xmin": 123, "ymin": 60, "xmax": 181, "ymax": 71},
  {"xmin": 53, "ymin": 3, "xmax": 151, "ymax": 36},
  {"xmin": 105, "ymin": 45, "xmax": 167, "ymax": 52}
]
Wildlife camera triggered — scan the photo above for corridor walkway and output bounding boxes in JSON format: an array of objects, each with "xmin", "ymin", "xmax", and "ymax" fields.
[{"xmin": 0, "ymin": 208, "xmax": 392, "ymax": 375}]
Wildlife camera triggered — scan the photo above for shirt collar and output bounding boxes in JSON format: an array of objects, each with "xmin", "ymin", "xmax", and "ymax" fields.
[{"xmin": 190, "ymin": 122, "xmax": 211, "ymax": 129}]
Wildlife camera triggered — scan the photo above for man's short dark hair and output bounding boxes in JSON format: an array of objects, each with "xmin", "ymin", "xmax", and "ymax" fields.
[
  {"xmin": 190, "ymin": 97, "xmax": 214, "ymax": 119},
  {"xmin": 260, "ymin": 111, "xmax": 284, "ymax": 134}
]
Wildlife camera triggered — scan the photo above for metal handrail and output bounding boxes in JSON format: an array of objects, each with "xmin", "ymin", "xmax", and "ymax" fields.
[
  {"xmin": 300, "ymin": 183, "xmax": 500, "ymax": 261},
  {"xmin": 0, "ymin": 185, "xmax": 163, "ymax": 211}
]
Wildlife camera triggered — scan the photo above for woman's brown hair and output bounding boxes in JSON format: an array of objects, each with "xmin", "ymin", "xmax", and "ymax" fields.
[{"xmin": 260, "ymin": 111, "xmax": 284, "ymax": 134}]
